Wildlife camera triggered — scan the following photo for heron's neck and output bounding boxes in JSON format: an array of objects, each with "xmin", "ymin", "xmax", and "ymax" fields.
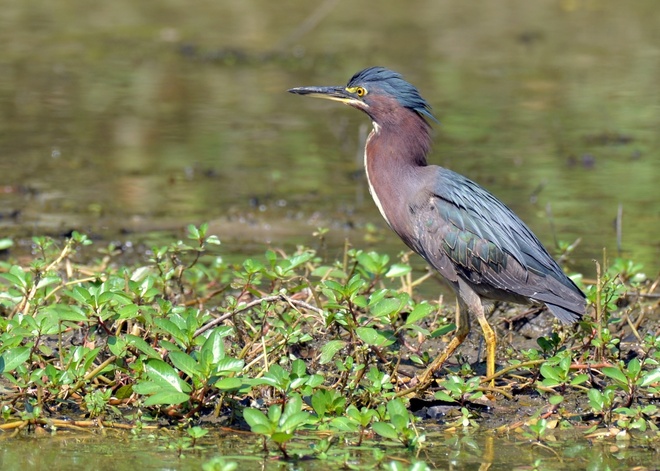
[{"xmin": 363, "ymin": 113, "xmax": 432, "ymax": 230}]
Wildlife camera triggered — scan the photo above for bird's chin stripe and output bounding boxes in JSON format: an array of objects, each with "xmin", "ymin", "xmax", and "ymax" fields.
[
  {"xmin": 307, "ymin": 95, "xmax": 364, "ymax": 107},
  {"xmin": 364, "ymin": 123, "xmax": 391, "ymax": 227}
]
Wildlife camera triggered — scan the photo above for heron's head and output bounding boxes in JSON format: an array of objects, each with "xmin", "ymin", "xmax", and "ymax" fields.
[{"xmin": 288, "ymin": 67, "xmax": 437, "ymax": 126}]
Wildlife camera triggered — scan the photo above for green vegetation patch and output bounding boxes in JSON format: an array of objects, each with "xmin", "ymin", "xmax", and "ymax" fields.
[{"xmin": 0, "ymin": 225, "xmax": 658, "ymax": 469}]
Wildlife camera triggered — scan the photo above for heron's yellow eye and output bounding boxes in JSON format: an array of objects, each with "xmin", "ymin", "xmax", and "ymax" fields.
[{"xmin": 346, "ymin": 86, "xmax": 367, "ymax": 97}]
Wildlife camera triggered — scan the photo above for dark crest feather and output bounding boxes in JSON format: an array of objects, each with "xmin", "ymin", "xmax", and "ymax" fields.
[{"xmin": 347, "ymin": 67, "xmax": 438, "ymax": 122}]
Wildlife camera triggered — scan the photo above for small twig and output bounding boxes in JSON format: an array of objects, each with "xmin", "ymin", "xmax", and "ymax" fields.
[
  {"xmin": 260, "ymin": 328, "xmax": 269, "ymax": 372},
  {"xmin": 65, "ymin": 355, "xmax": 118, "ymax": 397},
  {"xmin": 478, "ymin": 385, "xmax": 514, "ymax": 400},
  {"xmin": 623, "ymin": 310, "xmax": 643, "ymax": 342},
  {"xmin": 531, "ymin": 441, "xmax": 563, "ymax": 460},
  {"xmin": 183, "ymin": 285, "xmax": 230, "ymax": 307},
  {"xmin": 193, "ymin": 294, "xmax": 323, "ymax": 338},
  {"xmin": 0, "ymin": 418, "xmax": 158, "ymax": 431},
  {"xmin": 194, "ymin": 295, "xmax": 278, "ymax": 338},
  {"xmin": 410, "ymin": 270, "xmax": 435, "ymax": 288}
]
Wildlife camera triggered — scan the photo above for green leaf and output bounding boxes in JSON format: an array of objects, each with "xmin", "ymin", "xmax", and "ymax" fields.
[
  {"xmin": 370, "ymin": 297, "xmax": 403, "ymax": 318},
  {"xmin": 271, "ymin": 432, "xmax": 294, "ymax": 444},
  {"xmin": 97, "ymin": 291, "xmax": 131, "ymax": 306},
  {"xmin": 201, "ymin": 329, "xmax": 225, "ymax": 366},
  {"xmin": 117, "ymin": 304, "xmax": 141, "ymax": 320},
  {"xmin": 640, "ymin": 368, "xmax": 660, "ymax": 387},
  {"xmin": 345, "ymin": 406, "xmax": 362, "ymax": 422},
  {"xmin": 537, "ymin": 336, "xmax": 553, "ymax": 352},
  {"xmin": 107, "ymin": 336, "xmax": 127, "ymax": 357},
  {"xmin": 329, "ymin": 417, "xmax": 359, "ymax": 432},
  {"xmin": 390, "ymin": 414, "xmax": 408, "ymax": 431},
  {"xmin": 549, "ymin": 395, "xmax": 564, "ymax": 405},
  {"xmin": 602, "ymin": 366, "xmax": 628, "ymax": 385},
  {"xmin": 430, "ymin": 323, "xmax": 456, "ymax": 338},
  {"xmin": 291, "ymin": 359, "xmax": 307, "ymax": 377},
  {"xmin": 385, "ymin": 263, "xmax": 412, "ymax": 278},
  {"xmin": 144, "ymin": 359, "xmax": 191, "ymax": 393},
  {"xmin": 434, "ymin": 391, "xmax": 457, "ymax": 403},
  {"xmin": 244, "ymin": 377, "xmax": 277, "ymax": 388},
  {"xmin": 286, "ymin": 251, "xmax": 314, "ymax": 270},
  {"xmin": 214, "ymin": 377, "xmax": 243, "ymax": 390},
  {"xmin": 81, "ymin": 347, "xmax": 102, "ymax": 372},
  {"xmin": 540, "ymin": 364, "xmax": 561, "ymax": 383},
  {"xmin": 132, "ymin": 381, "xmax": 161, "ymax": 395},
  {"xmin": 0, "ymin": 347, "xmax": 31, "ymax": 373},
  {"xmin": 386, "ymin": 398, "xmax": 408, "ymax": 418},
  {"xmin": 283, "ymin": 394, "xmax": 303, "ymax": 417},
  {"xmin": 0, "ymin": 238, "xmax": 13, "ymax": 250},
  {"xmin": 125, "ymin": 334, "xmax": 161, "ymax": 359},
  {"xmin": 357, "ymin": 252, "xmax": 387, "ymax": 274},
  {"xmin": 571, "ymin": 373, "xmax": 589, "ymax": 386},
  {"xmin": 44, "ymin": 304, "xmax": 89, "ymax": 323},
  {"xmin": 169, "ymin": 351, "xmax": 201, "ymax": 380},
  {"xmin": 0, "ymin": 266, "xmax": 28, "ymax": 290},
  {"xmin": 215, "ymin": 357, "xmax": 244, "ymax": 373},
  {"xmin": 322, "ymin": 279, "xmax": 344, "ymax": 294},
  {"xmin": 280, "ymin": 411, "xmax": 311, "ymax": 432},
  {"xmin": 311, "ymin": 390, "xmax": 329, "ymax": 417},
  {"xmin": 368, "ymin": 289, "xmax": 389, "ymax": 305},
  {"xmin": 267, "ymin": 404, "xmax": 283, "ymax": 423},
  {"xmin": 143, "ymin": 390, "xmax": 190, "ymax": 406},
  {"xmin": 155, "ymin": 318, "xmax": 185, "ymax": 342},
  {"xmin": 587, "ymin": 389, "xmax": 604, "ymax": 409},
  {"xmin": 206, "ymin": 235, "xmax": 221, "ymax": 245},
  {"xmin": 372, "ymin": 422, "xmax": 399, "ymax": 440},
  {"xmin": 306, "ymin": 373, "xmax": 324, "ymax": 388},
  {"xmin": 248, "ymin": 424, "xmax": 272, "ymax": 435},
  {"xmin": 243, "ymin": 408, "xmax": 271, "ymax": 431},
  {"xmin": 187, "ymin": 224, "xmax": 201, "ymax": 239},
  {"xmin": 627, "ymin": 358, "xmax": 641, "ymax": 378},
  {"xmin": 0, "ymin": 273, "xmax": 25, "ymax": 288},
  {"xmin": 36, "ymin": 275, "xmax": 61, "ymax": 290},
  {"xmin": 158, "ymin": 340, "xmax": 180, "ymax": 354},
  {"xmin": 356, "ymin": 327, "xmax": 396, "ymax": 347},
  {"xmin": 405, "ymin": 303, "xmax": 434, "ymax": 326},
  {"xmin": 262, "ymin": 364, "xmax": 288, "ymax": 388},
  {"xmin": 65, "ymin": 286, "xmax": 91, "ymax": 305}
]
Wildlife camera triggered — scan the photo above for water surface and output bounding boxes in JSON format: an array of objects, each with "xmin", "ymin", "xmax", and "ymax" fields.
[{"xmin": 1, "ymin": 2, "xmax": 658, "ymax": 272}]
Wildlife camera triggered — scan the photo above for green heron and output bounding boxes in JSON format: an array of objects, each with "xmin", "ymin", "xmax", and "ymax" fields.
[{"xmin": 289, "ymin": 67, "xmax": 586, "ymax": 385}]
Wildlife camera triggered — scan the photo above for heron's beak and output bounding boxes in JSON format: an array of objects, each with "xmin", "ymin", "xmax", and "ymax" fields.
[{"xmin": 288, "ymin": 86, "xmax": 363, "ymax": 106}]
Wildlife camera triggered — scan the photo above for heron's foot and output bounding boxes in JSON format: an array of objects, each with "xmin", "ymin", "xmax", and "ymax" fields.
[
  {"xmin": 416, "ymin": 329, "xmax": 469, "ymax": 390},
  {"xmin": 417, "ymin": 366, "xmax": 439, "ymax": 388},
  {"xmin": 415, "ymin": 352, "xmax": 451, "ymax": 390},
  {"xmin": 483, "ymin": 374, "xmax": 495, "ymax": 389}
]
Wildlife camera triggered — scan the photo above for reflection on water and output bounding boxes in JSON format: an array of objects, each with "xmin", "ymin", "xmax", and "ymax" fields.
[
  {"xmin": 1, "ymin": 426, "xmax": 659, "ymax": 470},
  {"xmin": 0, "ymin": 0, "xmax": 658, "ymax": 277}
]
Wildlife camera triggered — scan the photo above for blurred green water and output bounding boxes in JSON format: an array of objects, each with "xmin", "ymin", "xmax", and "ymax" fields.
[{"xmin": 0, "ymin": 0, "xmax": 658, "ymax": 277}]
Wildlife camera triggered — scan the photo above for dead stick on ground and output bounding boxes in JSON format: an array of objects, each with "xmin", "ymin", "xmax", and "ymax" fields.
[{"xmin": 193, "ymin": 294, "xmax": 323, "ymax": 338}]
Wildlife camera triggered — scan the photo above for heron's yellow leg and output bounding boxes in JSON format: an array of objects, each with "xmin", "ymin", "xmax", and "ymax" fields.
[
  {"xmin": 475, "ymin": 308, "xmax": 497, "ymax": 381},
  {"xmin": 417, "ymin": 299, "xmax": 470, "ymax": 386},
  {"xmin": 459, "ymin": 279, "xmax": 497, "ymax": 384},
  {"xmin": 417, "ymin": 280, "xmax": 498, "ymax": 388}
]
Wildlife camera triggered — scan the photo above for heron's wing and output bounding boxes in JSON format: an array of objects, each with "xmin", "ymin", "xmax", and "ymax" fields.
[{"xmin": 412, "ymin": 167, "xmax": 584, "ymax": 322}]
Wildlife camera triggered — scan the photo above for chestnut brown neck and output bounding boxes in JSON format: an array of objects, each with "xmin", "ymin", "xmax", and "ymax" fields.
[{"xmin": 363, "ymin": 106, "xmax": 433, "ymax": 234}]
